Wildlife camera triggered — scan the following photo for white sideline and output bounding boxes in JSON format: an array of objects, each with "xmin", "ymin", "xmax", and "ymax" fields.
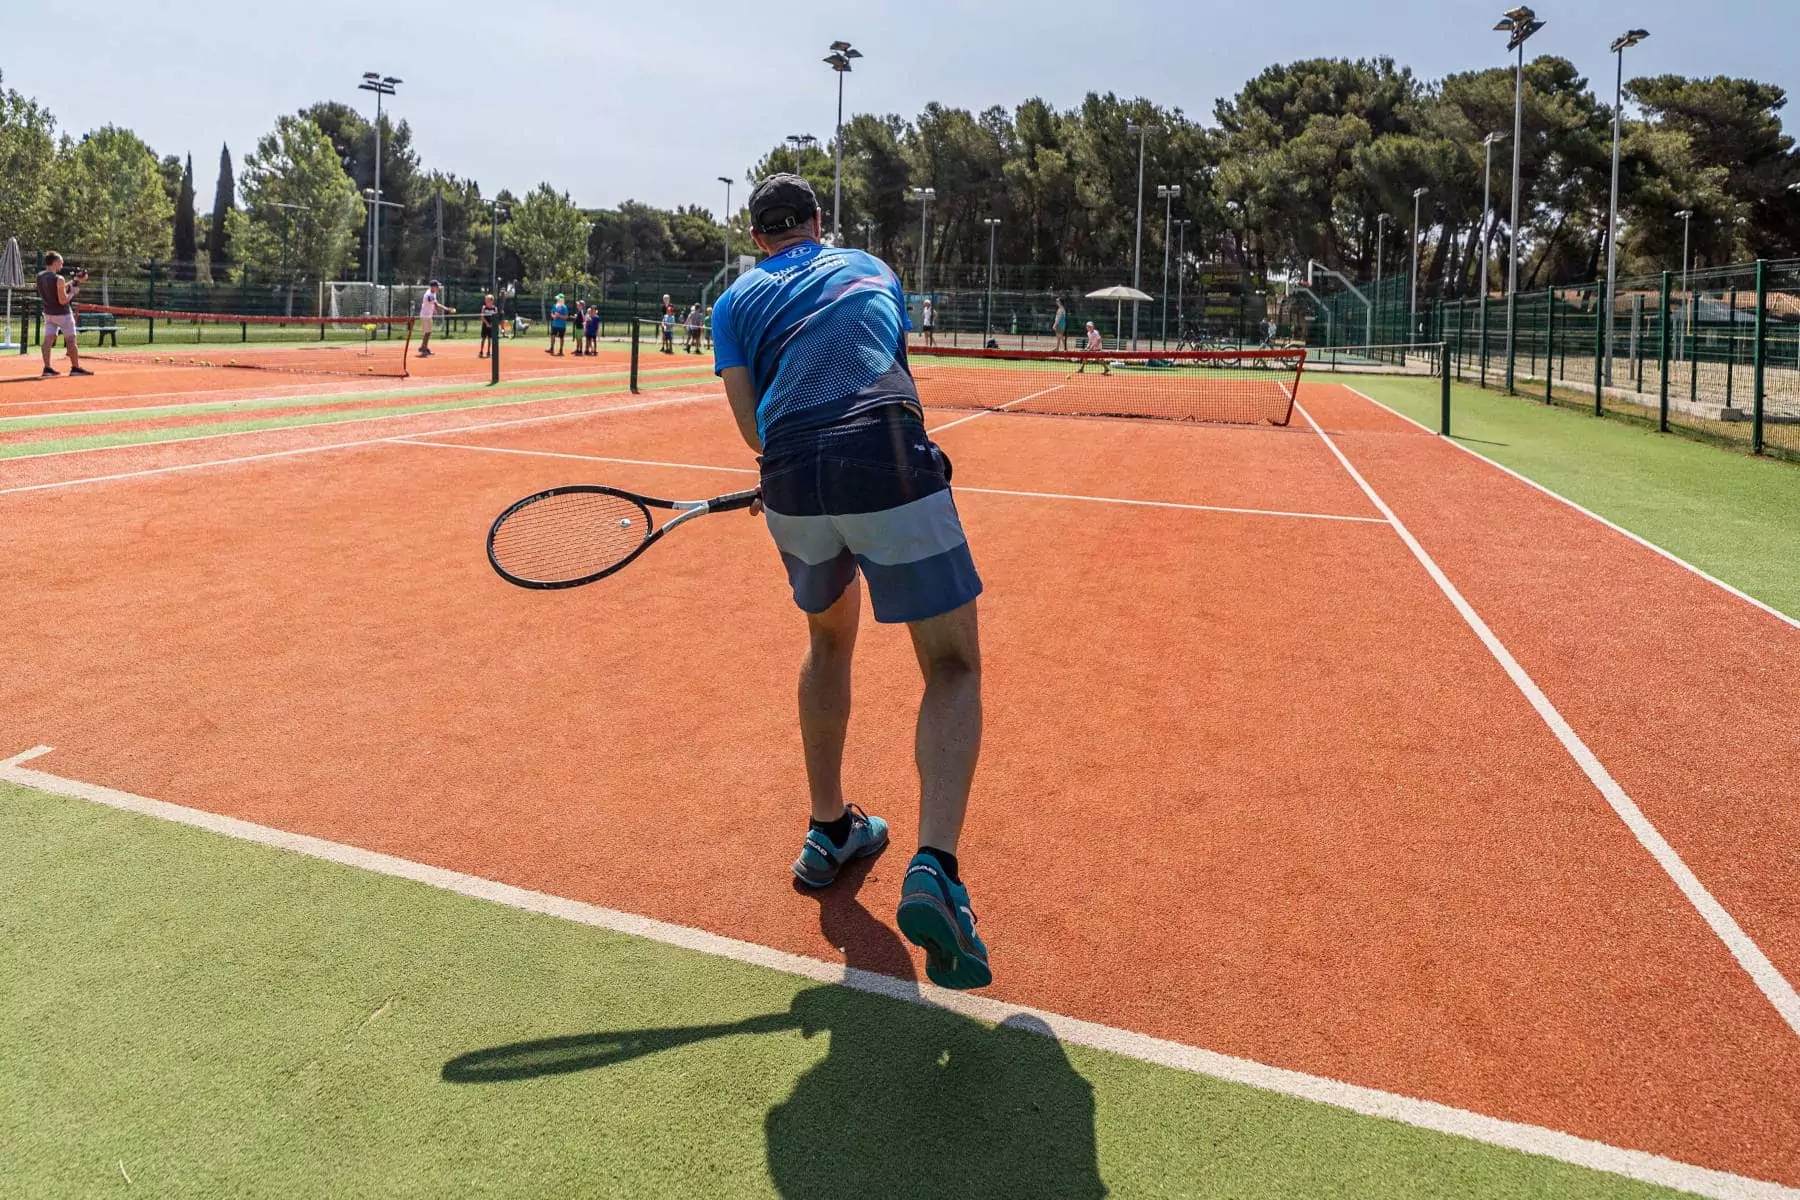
[
  {"xmin": 0, "ymin": 390, "xmax": 720, "ymax": 498},
  {"xmin": 1338, "ymin": 383, "xmax": 1800, "ymax": 634},
  {"xmin": 397, "ymin": 439, "xmax": 1387, "ymax": 524},
  {"xmin": 1295, "ymin": 401, "xmax": 1800, "ymax": 1044},
  {"xmin": 1, "ymin": 744, "xmax": 1793, "ymax": 1200}
]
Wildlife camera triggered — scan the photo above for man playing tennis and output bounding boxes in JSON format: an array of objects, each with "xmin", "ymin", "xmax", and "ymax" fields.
[
  {"xmin": 712, "ymin": 174, "xmax": 990, "ymax": 990},
  {"xmin": 416, "ymin": 280, "xmax": 454, "ymax": 358}
]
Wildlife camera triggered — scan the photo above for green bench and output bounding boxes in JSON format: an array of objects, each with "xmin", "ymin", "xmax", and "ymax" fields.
[{"xmin": 76, "ymin": 312, "xmax": 118, "ymax": 347}]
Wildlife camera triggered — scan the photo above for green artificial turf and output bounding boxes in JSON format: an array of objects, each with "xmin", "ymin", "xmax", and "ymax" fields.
[
  {"xmin": 1350, "ymin": 377, "xmax": 1800, "ymax": 619},
  {"xmin": 0, "ymin": 780, "xmax": 1697, "ymax": 1199}
]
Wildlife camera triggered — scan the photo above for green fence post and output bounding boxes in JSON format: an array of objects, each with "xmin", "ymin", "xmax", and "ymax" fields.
[
  {"xmin": 1544, "ymin": 286, "xmax": 1555, "ymax": 404},
  {"xmin": 1726, "ymin": 284, "xmax": 1738, "ymax": 411},
  {"xmin": 1440, "ymin": 341, "xmax": 1452, "ymax": 436},
  {"xmin": 147, "ymin": 258, "xmax": 158, "ymax": 344},
  {"xmin": 1657, "ymin": 271, "xmax": 1672, "ymax": 433},
  {"xmin": 1753, "ymin": 259, "xmax": 1767, "ymax": 455}
]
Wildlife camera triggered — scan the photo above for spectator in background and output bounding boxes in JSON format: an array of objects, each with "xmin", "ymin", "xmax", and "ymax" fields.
[
  {"xmin": 547, "ymin": 293, "xmax": 569, "ymax": 355},
  {"xmin": 583, "ymin": 304, "xmax": 600, "ymax": 355},
  {"xmin": 1053, "ymin": 297, "xmax": 1068, "ymax": 351},
  {"xmin": 684, "ymin": 303, "xmax": 703, "ymax": 353},
  {"xmin": 920, "ymin": 297, "xmax": 935, "ymax": 347}
]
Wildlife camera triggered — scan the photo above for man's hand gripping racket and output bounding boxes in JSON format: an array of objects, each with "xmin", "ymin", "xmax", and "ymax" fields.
[{"xmin": 486, "ymin": 484, "xmax": 760, "ymax": 589}]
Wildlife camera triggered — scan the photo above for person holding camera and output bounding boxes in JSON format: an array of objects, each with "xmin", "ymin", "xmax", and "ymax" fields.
[{"xmin": 37, "ymin": 252, "xmax": 93, "ymax": 378}]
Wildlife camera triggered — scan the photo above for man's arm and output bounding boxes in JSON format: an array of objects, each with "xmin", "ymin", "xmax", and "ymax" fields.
[{"xmin": 720, "ymin": 366, "xmax": 761, "ymax": 454}]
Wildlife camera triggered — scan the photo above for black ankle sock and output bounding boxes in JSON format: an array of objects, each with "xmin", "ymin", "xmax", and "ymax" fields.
[
  {"xmin": 918, "ymin": 846, "xmax": 960, "ymax": 883},
  {"xmin": 810, "ymin": 811, "xmax": 853, "ymax": 848}
]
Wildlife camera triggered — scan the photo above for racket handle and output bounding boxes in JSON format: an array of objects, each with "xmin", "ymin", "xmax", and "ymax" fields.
[{"xmin": 708, "ymin": 489, "xmax": 761, "ymax": 513}]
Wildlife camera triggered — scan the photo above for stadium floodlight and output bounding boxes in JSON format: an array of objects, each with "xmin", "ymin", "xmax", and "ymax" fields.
[
  {"xmin": 983, "ymin": 217, "xmax": 1002, "ymax": 340},
  {"xmin": 1157, "ymin": 184, "xmax": 1181, "ymax": 349},
  {"xmin": 1604, "ymin": 29, "xmax": 1649, "ymax": 384},
  {"xmin": 823, "ymin": 42, "xmax": 862, "ymax": 242},
  {"xmin": 1477, "ymin": 131, "xmax": 1508, "ymax": 376},
  {"xmin": 785, "ymin": 134, "xmax": 818, "ymax": 153},
  {"xmin": 1675, "ymin": 208, "xmax": 1695, "ymax": 354},
  {"xmin": 1410, "ymin": 187, "xmax": 1429, "ymax": 340},
  {"xmin": 1175, "ymin": 218, "xmax": 1192, "ymax": 336},
  {"xmin": 1494, "ymin": 6, "xmax": 1543, "ymax": 393},
  {"xmin": 1124, "ymin": 121, "xmax": 1153, "ymax": 348},
  {"xmin": 356, "ymin": 73, "xmax": 402, "ymax": 290},
  {"xmin": 910, "ymin": 187, "xmax": 936, "ymax": 302}
]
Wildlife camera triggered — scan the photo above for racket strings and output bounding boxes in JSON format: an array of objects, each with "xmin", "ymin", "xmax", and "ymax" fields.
[{"xmin": 490, "ymin": 491, "xmax": 651, "ymax": 584}]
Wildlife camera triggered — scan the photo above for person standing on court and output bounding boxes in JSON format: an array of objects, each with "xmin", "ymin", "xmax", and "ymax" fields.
[
  {"xmin": 711, "ymin": 173, "xmax": 991, "ymax": 990},
  {"xmin": 36, "ymin": 252, "xmax": 92, "ymax": 378},
  {"xmin": 1053, "ymin": 297, "xmax": 1068, "ymax": 351},
  {"xmin": 547, "ymin": 293, "xmax": 569, "ymax": 355},
  {"xmin": 415, "ymin": 280, "xmax": 453, "ymax": 358},
  {"xmin": 920, "ymin": 296, "xmax": 935, "ymax": 347},
  {"xmin": 478, "ymin": 293, "xmax": 499, "ymax": 359}
]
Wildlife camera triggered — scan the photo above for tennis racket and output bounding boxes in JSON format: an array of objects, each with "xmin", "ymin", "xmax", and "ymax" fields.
[{"xmin": 486, "ymin": 484, "xmax": 760, "ymax": 589}]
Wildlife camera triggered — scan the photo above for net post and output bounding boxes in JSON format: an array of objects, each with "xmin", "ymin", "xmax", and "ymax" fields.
[
  {"xmin": 629, "ymin": 317, "xmax": 641, "ymax": 394},
  {"xmin": 1440, "ymin": 341, "xmax": 1451, "ymax": 437},
  {"xmin": 1753, "ymin": 258, "xmax": 1767, "ymax": 455},
  {"xmin": 1657, "ymin": 271, "xmax": 1672, "ymax": 433},
  {"xmin": 490, "ymin": 310, "xmax": 501, "ymax": 386}
]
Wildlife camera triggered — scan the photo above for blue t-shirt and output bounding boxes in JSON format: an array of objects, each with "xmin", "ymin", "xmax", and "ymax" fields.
[
  {"xmin": 712, "ymin": 241, "xmax": 917, "ymax": 443},
  {"xmin": 551, "ymin": 302, "xmax": 568, "ymax": 329}
]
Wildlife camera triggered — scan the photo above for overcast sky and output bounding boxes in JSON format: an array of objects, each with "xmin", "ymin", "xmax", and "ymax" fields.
[{"xmin": 6, "ymin": 0, "xmax": 1797, "ymax": 214}]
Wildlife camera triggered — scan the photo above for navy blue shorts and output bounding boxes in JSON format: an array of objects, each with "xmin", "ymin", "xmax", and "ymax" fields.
[{"xmin": 760, "ymin": 406, "xmax": 982, "ymax": 624}]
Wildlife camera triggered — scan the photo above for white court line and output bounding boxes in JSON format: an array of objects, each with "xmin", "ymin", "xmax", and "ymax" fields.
[
  {"xmin": 927, "ymin": 383, "xmax": 1068, "ymax": 435},
  {"xmin": 0, "ymin": 390, "xmax": 720, "ymax": 498},
  {"xmin": 1336, "ymin": 383, "xmax": 1800, "ymax": 634},
  {"xmin": 398, "ymin": 439, "xmax": 1387, "ymax": 524},
  {"xmin": 1295, "ymin": 400, "xmax": 1800, "ymax": 1043},
  {"xmin": 0, "ymin": 746, "xmax": 1791, "ymax": 1200}
]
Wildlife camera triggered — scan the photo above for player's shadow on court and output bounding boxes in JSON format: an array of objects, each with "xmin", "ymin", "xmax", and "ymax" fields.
[{"xmin": 442, "ymin": 861, "xmax": 1107, "ymax": 1199}]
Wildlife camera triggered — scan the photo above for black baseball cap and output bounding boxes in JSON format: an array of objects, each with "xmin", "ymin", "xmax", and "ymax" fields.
[{"xmin": 748, "ymin": 173, "xmax": 819, "ymax": 235}]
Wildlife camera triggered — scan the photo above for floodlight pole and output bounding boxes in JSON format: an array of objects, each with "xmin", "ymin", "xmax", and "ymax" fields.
[
  {"xmin": 1125, "ymin": 122, "xmax": 1150, "ymax": 349},
  {"xmin": 1606, "ymin": 30, "xmax": 1649, "ymax": 384},
  {"xmin": 823, "ymin": 42, "xmax": 862, "ymax": 244},
  {"xmin": 357, "ymin": 73, "xmax": 401, "ymax": 296},
  {"xmin": 983, "ymin": 218, "xmax": 1001, "ymax": 340},
  {"xmin": 1495, "ymin": 7, "xmax": 1543, "ymax": 393},
  {"xmin": 1479, "ymin": 132, "xmax": 1506, "ymax": 370},
  {"xmin": 1175, "ymin": 219, "xmax": 1191, "ymax": 338},
  {"xmin": 911, "ymin": 186, "xmax": 934, "ymax": 305},
  {"xmin": 1410, "ymin": 187, "xmax": 1428, "ymax": 342},
  {"xmin": 718, "ymin": 176, "xmax": 733, "ymax": 275},
  {"xmin": 1676, "ymin": 208, "xmax": 1694, "ymax": 359},
  {"xmin": 1157, "ymin": 185, "xmax": 1180, "ymax": 349},
  {"xmin": 1375, "ymin": 212, "xmax": 1389, "ymax": 343},
  {"xmin": 486, "ymin": 199, "xmax": 509, "ymax": 298}
]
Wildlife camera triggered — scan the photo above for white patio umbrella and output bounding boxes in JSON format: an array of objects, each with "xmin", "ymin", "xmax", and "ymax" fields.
[
  {"xmin": 1085, "ymin": 285, "xmax": 1153, "ymax": 344},
  {"xmin": 0, "ymin": 238, "xmax": 24, "ymax": 351}
]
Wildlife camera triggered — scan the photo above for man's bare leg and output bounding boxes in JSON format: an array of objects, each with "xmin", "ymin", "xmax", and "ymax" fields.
[
  {"xmin": 907, "ymin": 598, "xmax": 981, "ymax": 853},
  {"xmin": 799, "ymin": 575, "xmax": 861, "ymax": 823}
]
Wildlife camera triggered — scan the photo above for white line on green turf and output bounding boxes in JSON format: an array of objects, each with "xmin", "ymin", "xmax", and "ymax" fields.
[
  {"xmin": 2, "ymin": 743, "xmax": 1792, "ymax": 1200},
  {"xmin": 1296, "ymin": 399, "xmax": 1800, "ymax": 1045}
]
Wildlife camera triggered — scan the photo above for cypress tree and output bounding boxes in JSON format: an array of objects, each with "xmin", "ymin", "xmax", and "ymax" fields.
[
  {"xmin": 172, "ymin": 154, "xmax": 197, "ymax": 280},
  {"xmin": 206, "ymin": 144, "xmax": 235, "ymax": 269}
]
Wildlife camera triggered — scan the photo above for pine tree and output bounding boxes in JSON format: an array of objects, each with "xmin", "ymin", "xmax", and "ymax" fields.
[
  {"xmin": 206, "ymin": 144, "xmax": 235, "ymax": 269},
  {"xmin": 172, "ymin": 154, "xmax": 197, "ymax": 280}
]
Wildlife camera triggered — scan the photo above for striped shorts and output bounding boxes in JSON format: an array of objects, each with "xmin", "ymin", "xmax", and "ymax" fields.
[{"xmin": 759, "ymin": 406, "xmax": 982, "ymax": 624}]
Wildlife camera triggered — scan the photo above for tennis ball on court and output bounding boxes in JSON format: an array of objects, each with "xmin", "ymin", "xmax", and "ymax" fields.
[{"xmin": 619, "ymin": 518, "xmax": 632, "ymax": 529}]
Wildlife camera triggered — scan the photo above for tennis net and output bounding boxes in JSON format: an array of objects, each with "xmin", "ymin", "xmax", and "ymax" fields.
[
  {"xmin": 70, "ymin": 305, "xmax": 416, "ymax": 378},
  {"xmin": 905, "ymin": 345, "xmax": 1305, "ymax": 425}
]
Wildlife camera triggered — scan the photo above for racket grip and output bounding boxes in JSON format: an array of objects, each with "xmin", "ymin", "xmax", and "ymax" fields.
[{"xmin": 708, "ymin": 488, "xmax": 761, "ymax": 513}]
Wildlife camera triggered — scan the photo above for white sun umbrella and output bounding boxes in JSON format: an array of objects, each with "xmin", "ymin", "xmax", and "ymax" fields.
[
  {"xmin": 1085, "ymin": 285, "xmax": 1153, "ymax": 345},
  {"xmin": 0, "ymin": 238, "xmax": 23, "ymax": 350}
]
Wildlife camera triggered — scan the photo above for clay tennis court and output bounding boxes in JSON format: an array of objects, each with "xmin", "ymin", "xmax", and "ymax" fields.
[{"xmin": 4, "ymin": 344, "xmax": 1799, "ymax": 1196}]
